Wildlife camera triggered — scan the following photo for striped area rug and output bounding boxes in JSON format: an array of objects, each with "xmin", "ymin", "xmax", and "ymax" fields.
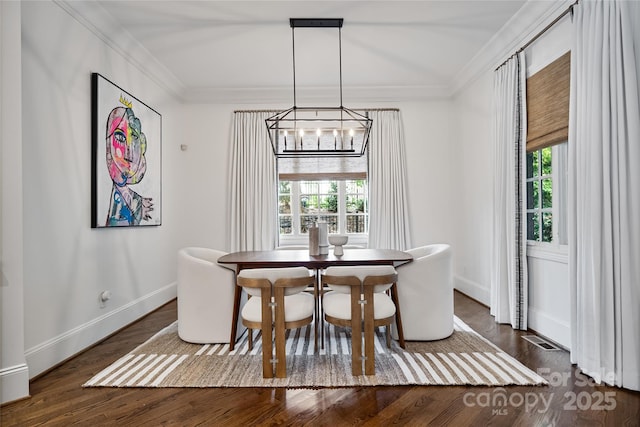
[{"xmin": 84, "ymin": 317, "xmax": 547, "ymax": 388}]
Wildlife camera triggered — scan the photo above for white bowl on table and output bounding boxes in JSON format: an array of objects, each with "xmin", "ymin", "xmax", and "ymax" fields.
[{"xmin": 328, "ymin": 234, "xmax": 348, "ymax": 256}]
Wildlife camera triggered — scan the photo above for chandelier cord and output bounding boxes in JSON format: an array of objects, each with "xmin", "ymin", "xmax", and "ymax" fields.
[
  {"xmin": 339, "ymin": 26, "xmax": 343, "ymax": 108},
  {"xmin": 292, "ymin": 26, "xmax": 297, "ymax": 108}
]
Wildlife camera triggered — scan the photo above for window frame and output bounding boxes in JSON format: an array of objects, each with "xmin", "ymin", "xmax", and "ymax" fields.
[
  {"xmin": 525, "ymin": 142, "xmax": 568, "ymax": 249},
  {"xmin": 278, "ymin": 179, "xmax": 369, "ymax": 246}
]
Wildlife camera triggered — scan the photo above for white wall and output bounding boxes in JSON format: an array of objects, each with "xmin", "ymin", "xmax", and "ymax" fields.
[
  {"xmin": 451, "ymin": 71, "xmax": 494, "ymax": 304},
  {"xmin": 19, "ymin": 1, "xmax": 180, "ymax": 379},
  {"xmin": 402, "ymin": 100, "xmax": 455, "ymax": 248},
  {"xmin": 168, "ymin": 104, "xmax": 245, "ymax": 252},
  {"xmin": 1, "ymin": 0, "xmax": 29, "ymax": 404}
]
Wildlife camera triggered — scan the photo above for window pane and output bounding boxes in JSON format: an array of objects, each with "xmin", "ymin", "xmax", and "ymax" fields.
[
  {"xmin": 527, "ymin": 212, "xmax": 539, "ymax": 241},
  {"xmin": 531, "ymin": 181, "xmax": 539, "ymax": 209},
  {"xmin": 530, "ymin": 151, "xmax": 539, "ymax": 177},
  {"xmin": 318, "ymin": 216, "xmax": 338, "ymax": 233},
  {"xmin": 541, "ymin": 147, "xmax": 552, "ymax": 175},
  {"xmin": 526, "ymin": 181, "xmax": 535, "ymax": 209},
  {"xmin": 299, "ymin": 216, "xmax": 316, "ymax": 233},
  {"xmin": 279, "ymin": 181, "xmax": 291, "ymax": 194},
  {"xmin": 279, "ymin": 195, "xmax": 291, "ymax": 214},
  {"xmin": 300, "ymin": 181, "xmax": 318, "ymax": 194},
  {"xmin": 542, "ymin": 212, "xmax": 553, "ymax": 242},
  {"xmin": 320, "ymin": 194, "xmax": 338, "ymax": 213},
  {"xmin": 300, "ymin": 195, "xmax": 319, "ymax": 213},
  {"xmin": 542, "ymin": 179, "xmax": 552, "ymax": 208},
  {"xmin": 526, "ymin": 152, "xmax": 535, "ymax": 179},
  {"xmin": 346, "ymin": 195, "xmax": 365, "ymax": 213},
  {"xmin": 346, "ymin": 215, "xmax": 366, "ymax": 233},
  {"xmin": 279, "ymin": 216, "xmax": 292, "ymax": 234},
  {"xmin": 320, "ymin": 181, "xmax": 337, "ymax": 194},
  {"xmin": 346, "ymin": 180, "xmax": 365, "ymax": 193}
]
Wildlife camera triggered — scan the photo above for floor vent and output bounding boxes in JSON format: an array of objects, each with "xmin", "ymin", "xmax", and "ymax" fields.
[{"xmin": 522, "ymin": 335, "xmax": 562, "ymax": 351}]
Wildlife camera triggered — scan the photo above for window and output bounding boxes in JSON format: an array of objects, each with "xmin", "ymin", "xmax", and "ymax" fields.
[
  {"xmin": 526, "ymin": 143, "xmax": 567, "ymax": 244},
  {"xmin": 278, "ymin": 179, "xmax": 368, "ymax": 243},
  {"xmin": 525, "ymin": 51, "xmax": 570, "ymax": 246},
  {"xmin": 526, "ymin": 147, "xmax": 552, "ymax": 242}
]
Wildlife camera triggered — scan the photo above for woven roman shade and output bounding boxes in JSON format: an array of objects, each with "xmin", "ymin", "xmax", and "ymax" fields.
[
  {"xmin": 526, "ymin": 51, "xmax": 571, "ymax": 152},
  {"xmin": 278, "ymin": 155, "xmax": 367, "ymax": 181}
]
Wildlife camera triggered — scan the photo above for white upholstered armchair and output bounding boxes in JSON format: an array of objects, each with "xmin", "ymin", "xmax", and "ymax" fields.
[
  {"xmin": 177, "ymin": 247, "xmax": 236, "ymax": 344},
  {"xmin": 395, "ymin": 244, "xmax": 453, "ymax": 341}
]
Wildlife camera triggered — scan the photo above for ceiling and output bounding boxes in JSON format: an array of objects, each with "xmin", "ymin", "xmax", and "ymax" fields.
[{"xmin": 90, "ymin": 0, "xmax": 527, "ymax": 102}]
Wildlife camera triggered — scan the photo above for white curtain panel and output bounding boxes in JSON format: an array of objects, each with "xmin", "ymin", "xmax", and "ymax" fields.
[
  {"xmin": 569, "ymin": 0, "xmax": 640, "ymax": 391},
  {"xmin": 367, "ymin": 110, "xmax": 412, "ymax": 251},
  {"xmin": 490, "ymin": 52, "xmax": 528, "ymax": 330},
  {"xmin": 228, "ymin": 111, "xmax": 278, "ymax": 251}
]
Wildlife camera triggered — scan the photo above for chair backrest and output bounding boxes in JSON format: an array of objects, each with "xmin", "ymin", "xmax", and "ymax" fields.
[
  {"xmin": 323, "ymin": 265, "xmax": 397, "ymax": 293},
  {"xmin": 180, "ymin": 247, "xmax": 226, "ymax": 264},
  {"xmin": 238, "ymin": 266, "xmax": 312, "ymax": 297},
  {"xmin": 176, "ymin": 247, "xmax": 236, "ymax": 344},
  {"xmin": 401, "ymin": 244, "xmax": 452, "ymax": 288},
  {"xmin": 178, "ymin": 247, "xmax": 231, "ymax": 286},
  {"xmin": 396, "ymin": 243, "xmax": 453, "ymax": 340},
  {"xmin": 406, "ymin": 244, "xmax": 450, "ymax": 261}
]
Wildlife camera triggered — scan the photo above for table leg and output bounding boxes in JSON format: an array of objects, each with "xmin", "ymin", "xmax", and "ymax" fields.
[
  {"xmin": 229, "ymin": 268, "xmax": 242, "ymax": 351},
  {"xmin": 319, "ymin": 272, "xmax": 325, "ymax": 350},
  {"xmin": 390, "ymin": 283, "xmax": 405, "ymax": 349},
  {"xmin": 313, "ymin": 270, "xmax": 319, "ymax": 352}
]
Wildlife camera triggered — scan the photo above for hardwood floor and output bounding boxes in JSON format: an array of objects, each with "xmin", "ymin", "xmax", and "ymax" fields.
[{"xmin": 2, "ymin": 292, "xmax": 638, "ymax": 426}]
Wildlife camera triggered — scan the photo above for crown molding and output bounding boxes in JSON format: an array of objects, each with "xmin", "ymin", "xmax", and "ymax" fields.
[
  {"xmin": 54, "ymin": 0, "xmax": 186, "ymax": 101},
  {"xmin": 182, "ymin": 84, "xmax": 451, "ymax": 104},
  {"xmin": 451, "ymin": 0, "xmax": 575, "ymax": 97}
]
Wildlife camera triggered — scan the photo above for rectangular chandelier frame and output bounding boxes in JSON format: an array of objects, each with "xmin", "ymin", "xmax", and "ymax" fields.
[{"xmin": 266, "ymin": 106, "xmax": 372, "ymax": 158}]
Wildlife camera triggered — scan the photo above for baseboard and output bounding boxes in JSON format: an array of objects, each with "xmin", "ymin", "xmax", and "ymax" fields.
[
  {"xmin": 527, "ymin": 306, "xmax": 571, "ymax": 350},
  {"xmin": 454, "ymin": 275, "xmax": 490, "ymax": 306},
  {"xmin": 0, "ymin": 364, "xmax": 30, "ymax": 405},
  {"xmin": 25, "ymin": 282, "xmax": 177, "ymax": 379}
]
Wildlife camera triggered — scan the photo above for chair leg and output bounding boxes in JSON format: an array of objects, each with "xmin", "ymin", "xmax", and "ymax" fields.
[
  {"xmin": 320, "ymin": 276, "xmax": 325, "ymax": 350},
  {"xmin": 314, "ymin": 270, "xmax": 320, "ymax": 352},
  {"xmin": 260, "ymin": 295, "xmax": 273, "ymax": 378},
  {"xmin": 274, "ymin": 288, "xmax": 287, "ymax": 378},
  {"xmin": 351, "ymin": 290, "xmax": 363, "ymax": 376},
  {"xmin": 386, "ymin": 324, "xmax": 391, "ymax": 348},
  {"xmin": 363, "ymin": 288, "xmax": 375, "ymax": 375},
  {"xmin": 248, "ymin": 329, "xmax": 253, "ymax": 351}
]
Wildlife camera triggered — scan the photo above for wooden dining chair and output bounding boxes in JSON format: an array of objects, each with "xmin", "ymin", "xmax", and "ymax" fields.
[
  {"xmin": 237, "ymin": 267, "xmax": 315, "ymax": 378},
  {"xmin": 321, "ymin": 265, "xmax": 400, "ymax": 376}
]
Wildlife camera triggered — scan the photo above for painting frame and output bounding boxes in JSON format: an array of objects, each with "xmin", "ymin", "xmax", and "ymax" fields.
[{"xmin": 91, "ymin": 73, "xmax": 162, "ymax": 228}]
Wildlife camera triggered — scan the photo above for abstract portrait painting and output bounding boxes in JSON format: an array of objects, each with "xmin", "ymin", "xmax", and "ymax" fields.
[{"xmin": 91, "ymin": 73, "xmax": 161, "ymax": 228}]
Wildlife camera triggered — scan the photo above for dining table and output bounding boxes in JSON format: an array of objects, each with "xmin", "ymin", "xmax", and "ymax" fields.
[{"xmin": 218, "ymin": 248, "xmax": 413, "ymax": 351}]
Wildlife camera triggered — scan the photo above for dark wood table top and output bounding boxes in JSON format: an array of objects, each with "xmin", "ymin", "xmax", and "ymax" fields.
[{"xmin": 218, "ymin": 248, "xmax": 413, "ymax": 270}]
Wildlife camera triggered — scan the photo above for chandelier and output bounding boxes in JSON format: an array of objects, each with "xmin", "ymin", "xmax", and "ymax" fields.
[{"xmin": 266, "ymin": 18, "xmax": 372, "ymax": 158}]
